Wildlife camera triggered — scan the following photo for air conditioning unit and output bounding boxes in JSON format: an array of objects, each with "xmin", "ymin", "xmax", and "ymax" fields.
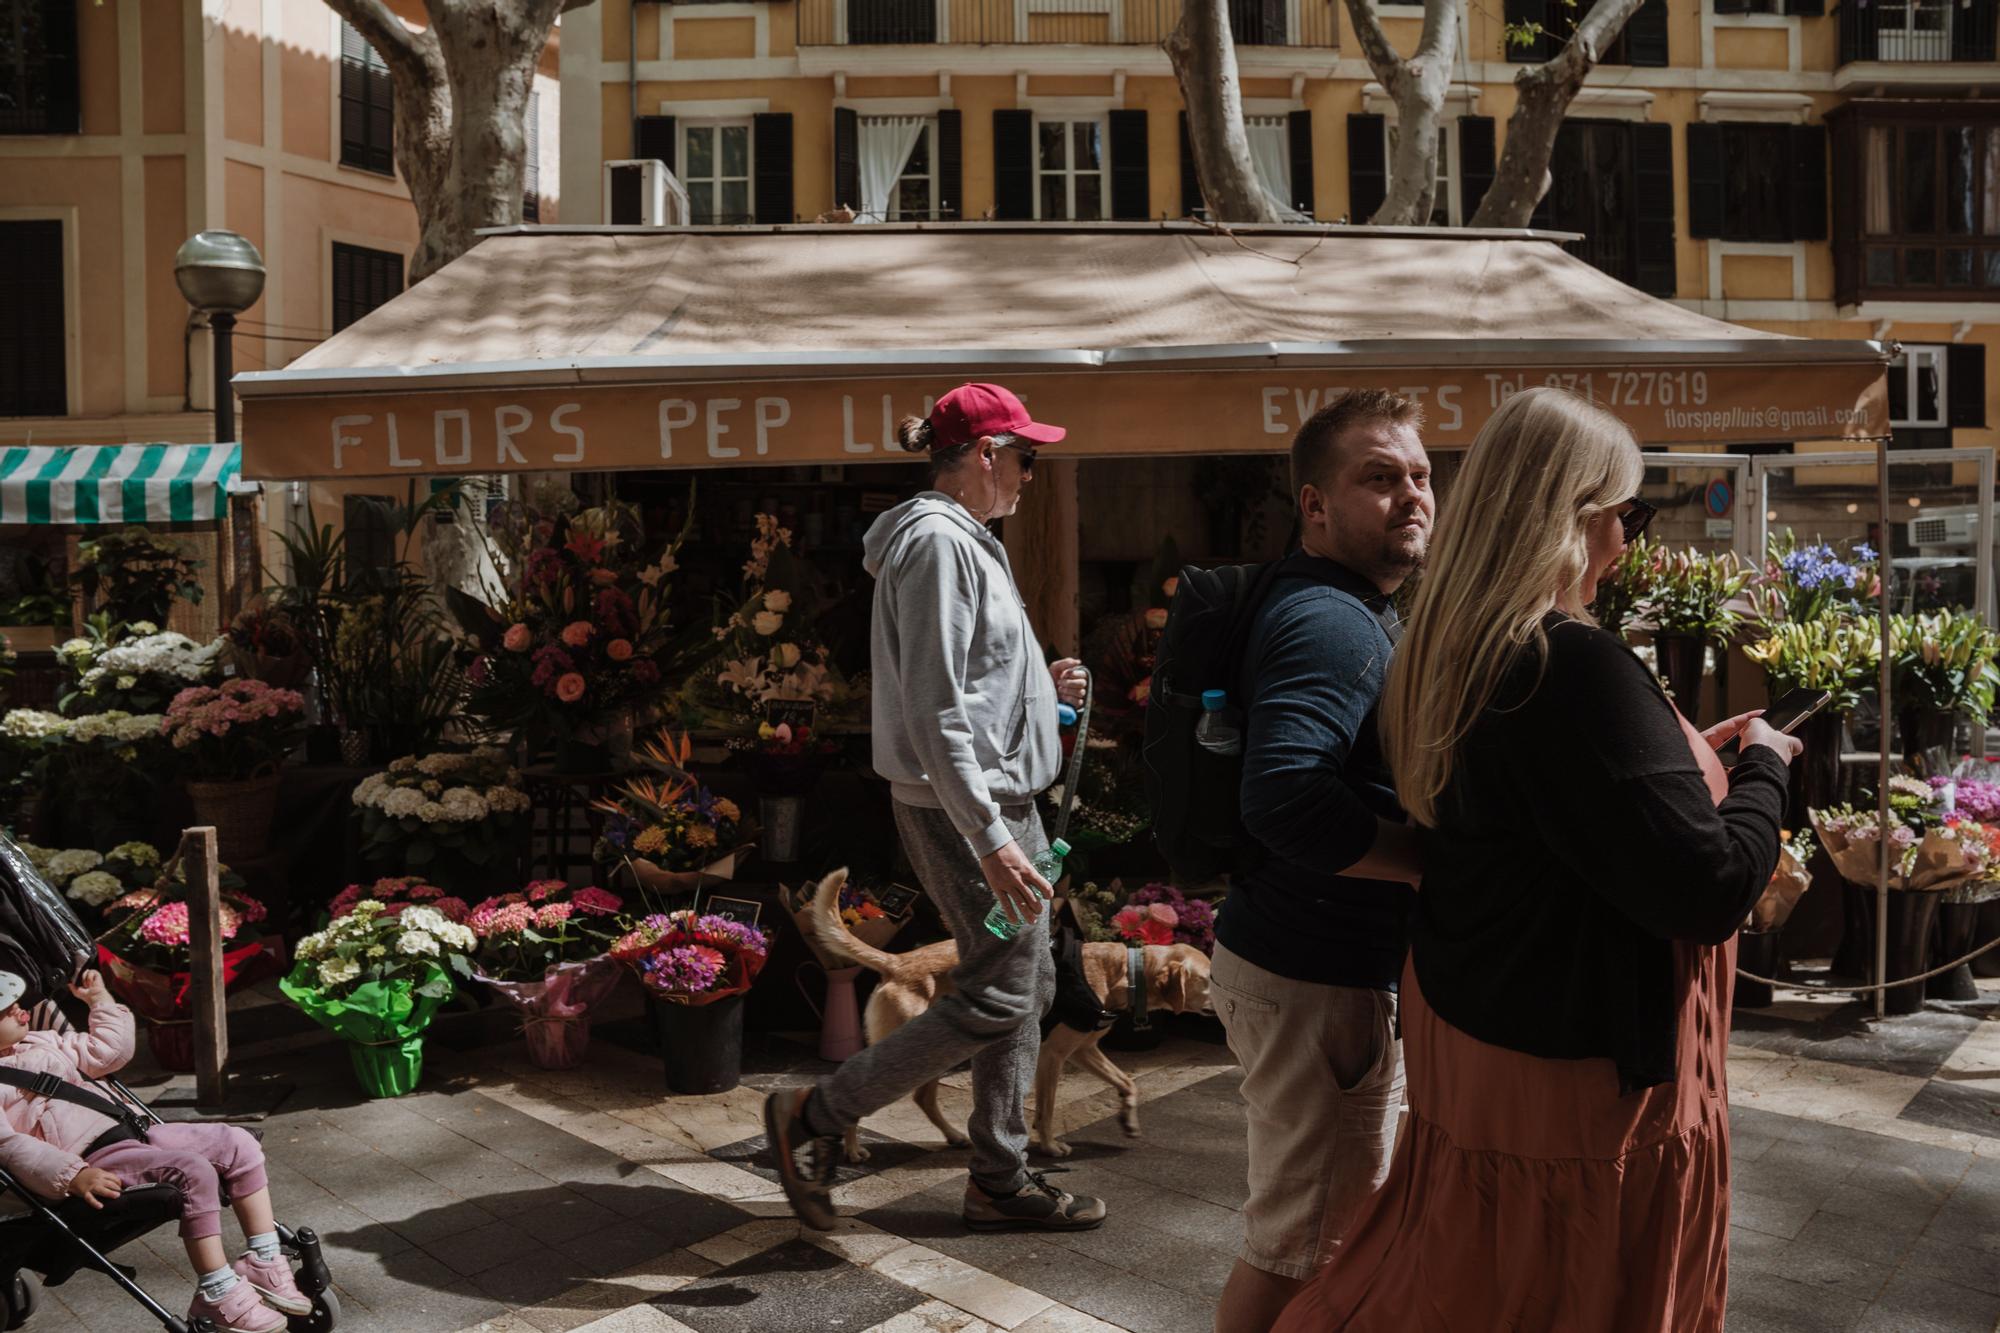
[
  {"xmin": 603, "ymin": 159, "xmax": 690, "ymax": 226},
  {"xmin": 1909, "ymin": 512, "xmax": 1979, "ymax": 548}
]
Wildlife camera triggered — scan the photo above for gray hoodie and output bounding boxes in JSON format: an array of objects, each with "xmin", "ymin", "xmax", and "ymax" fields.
[{"xmin": 862, "ymin": 493, "xmax": 1062, "ymax": 858}]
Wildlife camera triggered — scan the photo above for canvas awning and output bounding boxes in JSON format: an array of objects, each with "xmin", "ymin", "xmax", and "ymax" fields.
[
  {"xmin": 234, "ymin": 223, "xmax": 1892, "ymax": 480},
  {"xmin": 0, "ymin": 444, "xmax": 251, "ymax": 525}
]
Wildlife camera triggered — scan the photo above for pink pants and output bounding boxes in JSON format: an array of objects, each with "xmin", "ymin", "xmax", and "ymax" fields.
[{"xmin": 87, "ymin": 1123, "xmax": 268, "ymax": 1240}]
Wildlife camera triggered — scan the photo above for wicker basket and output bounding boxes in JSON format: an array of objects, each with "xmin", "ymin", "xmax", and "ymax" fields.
[{"xmin": 184, "ymin": 772, "xmax": 284, "ymax": 864}]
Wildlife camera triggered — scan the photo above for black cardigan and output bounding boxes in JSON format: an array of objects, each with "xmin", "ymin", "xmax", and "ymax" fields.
[{"xmin": 1412, "ymin": 616, "xmax": 1790, "ymax": 1093}]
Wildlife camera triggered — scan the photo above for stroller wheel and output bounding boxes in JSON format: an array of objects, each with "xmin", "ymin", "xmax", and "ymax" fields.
[
  {"xmin": 2, "ymin": 1272, "xmax": 40, "ymax": 1331},
  {"xmin": 287, "ymin": 1286, "xmax": 340, "ymax": 1333}
]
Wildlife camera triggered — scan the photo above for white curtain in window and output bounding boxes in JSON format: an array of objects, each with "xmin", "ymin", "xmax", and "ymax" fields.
[
  {"xmin": 1246, "ymin": 119, "xmax": 1309, "ymax": 221},
  {"xmin": 857, "ymin": 117, "xmax": 928, "ymax": 223},
  {"xmin": 1864, "ymin": 125, "xmax": 1893, "ymax": 235}
]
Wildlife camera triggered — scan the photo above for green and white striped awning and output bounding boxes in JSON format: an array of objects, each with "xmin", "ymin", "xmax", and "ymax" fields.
[{"xmin": 0, "ymin": 444, "xmax": 250, "ymax": 525}]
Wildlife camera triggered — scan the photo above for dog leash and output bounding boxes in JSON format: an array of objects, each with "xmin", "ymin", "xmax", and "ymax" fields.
[{"xmin": 1051, "ymin": 669, "xmax": 1094, "ymax": 847}]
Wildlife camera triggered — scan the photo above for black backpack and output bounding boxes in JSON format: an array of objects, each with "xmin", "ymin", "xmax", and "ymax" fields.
[{"xmin": 1142, "ymin": 557, "xmax": 1296, "ymax": 882}]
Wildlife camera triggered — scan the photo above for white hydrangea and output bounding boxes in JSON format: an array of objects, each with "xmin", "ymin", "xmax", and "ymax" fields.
[
  {"xmin": 95, "ymin": 632, "xmax": 220, "ymax": 681},
  {"xmin": 438, "ymin": 788, "xmax": 488, "ymax": 822},
  {"xmin": 414, "ymin": 801, "xmax": 447, "ymax": 823},
  {"xmin": 43, "ymin": 849, "xmax": 103, "ymax": 886},
  {"xmin": 2, "ymin": 710, "xmax": 69, "ymax": 742},
  {"xmin": 377, "ymin": 788, "xmax": 427, "ymax": 819},
  {"xmin": 415, "ymin": 753, "xmax": 457, "ymax": 778},
  {"xmin": 56, "ymin": 638, "xmax": 94, "ymax": 668},
  {"xmin": 64, "ymin": 871, "xmax": 124, "ymax": 907},
  {"xmin": 317, "ymin": 957, "xmax": 361, "ymax": 989},
  {"xmin": 351, "ymin": 773, "xmax": 389, "ymax": 804},
  {"xmin": 15, "ymin": 842, "xmax": 52, "ymax": 869},
  {"xmin": 396, "ymin": 930, "xmax": 440, "ymax": 957},
  {"xmin": 124, "ymin": 621, "xmax": 159, "ymax": 637},
  {"xmin": 67, "ymin": 711, "xmax": 166, "ymax": 746},
  {"xmin": 294, "ymin": 929, "xmax": 330, "ymax": 961},
  {"xmin": 387, "ymin": 756, "xmax": 421, "ymax": 775},
  {"xmin": 484, "ymin": 786, "xmax": 532, "ymax": 814}
]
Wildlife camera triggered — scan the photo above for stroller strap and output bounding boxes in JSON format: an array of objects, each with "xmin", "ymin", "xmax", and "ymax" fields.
[{"xmin": 0, "ymin": 1067, "xmax": 148, "ymax": 1137}]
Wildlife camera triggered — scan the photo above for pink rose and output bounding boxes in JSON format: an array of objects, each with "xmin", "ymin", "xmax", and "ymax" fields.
[
  {"xmin": 561, "ymin": 621, "xmax": 592, "ymax": 647},
  {"xmin": 555, "ymin": 673, "xmax": 586, "ymax": 703},
  {"xmin": 502, "ymin": 624, "xmax": 531, "ymax": 652},
  {"xmin": 606, "ymin": 638, "xmax": 633, "ymax": 662}
]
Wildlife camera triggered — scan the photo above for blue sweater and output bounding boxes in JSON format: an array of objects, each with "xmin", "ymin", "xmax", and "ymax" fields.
[{"xmin": 1212, "ymin": 556, "xmax": 1413, "ymax": 990}]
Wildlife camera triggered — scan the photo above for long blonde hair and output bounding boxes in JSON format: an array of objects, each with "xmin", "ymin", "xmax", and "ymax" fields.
[{"xmin": 1382, "ymin": 387, "xmax": 1645, "ymax": 826}]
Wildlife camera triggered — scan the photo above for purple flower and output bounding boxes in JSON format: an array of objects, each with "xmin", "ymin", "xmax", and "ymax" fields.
[{"xmin": 643, "ymin": 943, "xmax": 726, "ymax": 993}]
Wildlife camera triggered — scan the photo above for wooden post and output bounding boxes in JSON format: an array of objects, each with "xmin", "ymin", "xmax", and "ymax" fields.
[{"xmin": 183, "ymin": 826, "xmax": 229, "ymax": 1106}]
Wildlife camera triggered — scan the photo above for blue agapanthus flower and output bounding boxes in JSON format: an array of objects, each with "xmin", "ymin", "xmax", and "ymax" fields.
[
  {"xmin": 1780, "ymin": 543, "xmax": 1863, "ymax": 593},
  {"xmin": 1854, "ymin": 543, "xmax": 1877, "ymax": 563}
]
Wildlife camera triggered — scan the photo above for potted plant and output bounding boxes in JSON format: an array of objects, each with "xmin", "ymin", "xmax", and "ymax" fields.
[
  {"xmin": 94, "ymin": 852, "xmax": 281, "ymax": 1070},
  {"xmin": 1887, "ymin": 612, "xmax": 1999, "ymax": 775},
  {"xmin": 350, "ymin": 748, "xmax": 533, "ymax": 894},
  {"xmin": 70, "ymin": 527, "xmax": 203, "ymax": 629},
  {"xmin": 162, "ymin": 679, "xmax": 306, "ymax": 864},
  {"xmin": 728, "ymin": 720, "xmax": 838, "ymax": 863},
  {"xmin": 1590, "ymin": 536, "xmax": 1655, "ymax": 642},
  {"xmin": 0, "ymin": 552, "xmax": 72, "ymax": 654},
  {"xmin": 56, "ymin": 621, "xmax": 222, "ymax": 718},
  {"xmin": 281, "ymin": 891, "xmax": 477, "ymax": 1097},
  {"xmin": 609, "ymin": 909, "xmax": 769, "ymax": 1094},
  {"xmin": 221, "ymin": 603, "xmax": 311, "ymax": 691},
  {"xmin": 467, "ymin": 880, "xmax": 627, "ymax": 1069},
  {"xmin": 593, "ymin": 731, "xmax": 752, "ymax": 901},
  {"xmin": 1636, "ymin": 543, "xmax": 1750, "ymax": 720},
  {"xmin": 1751, "ymin": 535, "xmax": 1879, "ymax": 629}
]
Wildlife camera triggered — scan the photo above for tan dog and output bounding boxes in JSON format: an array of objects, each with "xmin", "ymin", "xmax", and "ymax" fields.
[{"xmin": 804, "ymin": 869, "xmax": 1213, "ymax": 1162}]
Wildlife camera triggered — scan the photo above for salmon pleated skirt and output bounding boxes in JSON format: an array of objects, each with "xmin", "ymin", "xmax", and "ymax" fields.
[{"xmin": 1274, "ymin": 714, "xmax": 1736, "ymax": 1333}]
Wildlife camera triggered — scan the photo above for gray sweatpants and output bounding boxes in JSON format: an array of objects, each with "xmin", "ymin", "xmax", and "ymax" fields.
[{"xmin": 810, "ymin": 800, "xmax": 1056, "ymax": 1194}]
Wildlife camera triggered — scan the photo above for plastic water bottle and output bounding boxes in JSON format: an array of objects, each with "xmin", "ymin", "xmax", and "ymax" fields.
[
  {"xmin": 984, "ymin": 838, "xmax": 1071, "ymax": 940},
  {"xmin": 1195, "ymin": 690, "xmax": 1242, "ymax": 756}
]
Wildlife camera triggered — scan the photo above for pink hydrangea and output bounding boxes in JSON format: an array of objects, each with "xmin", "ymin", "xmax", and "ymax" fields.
[
  {"xmin": 526, "ymin": 880, "xmax": 565, "ymax": 903},
  {"xmin": 535, "ymin": 902, "xmax": 573, "ymax": 929},
  {"xmin": 139, "ymin": 902, "xmax": 191, "ymax": 947},
  {"xmin": 571, "ymin": 887, "xmax": 622, "ymax": 917}
]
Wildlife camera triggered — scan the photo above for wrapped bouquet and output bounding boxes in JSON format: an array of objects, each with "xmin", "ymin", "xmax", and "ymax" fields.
[
  {"xmin": 593, "ymin": 732, "xmax": 752, "ymax": 899},
  {"xmin": 1811, "ymin": 776, "xmax": 1994, "ymax": 894},
  {"xmin": 1748, "ymin": 828, "xmax": 1816, "ymax": 934},
  {"xmin": 468, "ymin": 880, "xmax": 628, "ymax": 1069},
  {"xmin": 611, "ymin": 910, "xmax": 769, "ymax": 1006}
]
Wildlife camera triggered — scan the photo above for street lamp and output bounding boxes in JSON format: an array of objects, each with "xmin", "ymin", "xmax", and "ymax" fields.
[{"xmin": 174, "ymin": 230, "xmax": 266, "ymax": 444}]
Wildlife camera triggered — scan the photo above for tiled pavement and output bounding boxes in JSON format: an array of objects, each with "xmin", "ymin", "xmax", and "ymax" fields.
[{"xmin": 11, "ymin": 977, "xmax": 1999, "ymax": 1333}]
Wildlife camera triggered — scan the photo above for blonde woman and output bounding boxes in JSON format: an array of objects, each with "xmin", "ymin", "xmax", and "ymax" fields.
[{"xmin": 1273, "ymin": 387, "xmax": 1799, "ymax": 1333}]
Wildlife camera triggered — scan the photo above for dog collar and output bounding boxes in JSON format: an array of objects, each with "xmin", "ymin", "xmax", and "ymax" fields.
[{"xmin": 1127, "ymin": 944, "xmax": 1151, "ymax": 1031}]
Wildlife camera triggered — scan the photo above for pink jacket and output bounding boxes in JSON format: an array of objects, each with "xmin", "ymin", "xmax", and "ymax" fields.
[{"xmin": 0, "ymin": 1000, "xmax": 136, "ymax": 1199}]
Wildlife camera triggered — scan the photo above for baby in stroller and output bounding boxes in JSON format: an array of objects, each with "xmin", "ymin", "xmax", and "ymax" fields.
[{"xmin": 0, "ymin": 967, "xmax": 307, "ymax": 1332}]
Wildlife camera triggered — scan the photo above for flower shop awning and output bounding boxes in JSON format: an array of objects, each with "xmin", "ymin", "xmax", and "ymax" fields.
[
  {"xmin": 0, "ymin": 444, "xmax": 252, "ymax": 525},
  {"xmin": 232, "ymin": 223, "xmax": 1893, "ymax": 481}
]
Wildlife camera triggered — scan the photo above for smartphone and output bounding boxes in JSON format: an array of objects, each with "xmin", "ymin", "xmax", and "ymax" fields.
[{"xmin": 1717, "ymin": 687, "xmax": 1834, "ymax": 766}]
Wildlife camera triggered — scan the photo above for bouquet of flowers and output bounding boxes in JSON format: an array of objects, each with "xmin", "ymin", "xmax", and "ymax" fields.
[
  {"xmin": 726, "ymin": 719, "xmax": 840, "ymax": 797},
  {"xmin": 593, "ymin": 732, "xmax": 751, "ymax": 898},
  {"xmin": 162, "ymin": 679, "xmax": 306, "ymax": 780},
  {"xmin": 95, "ymin": 852, "xmax": 282, "ymax": 1070},
  {"xmin": 1638, "ymin": 545, "xmax": 1752, "ymax": 644},
  {"xmin": 1889, "ymin": 611, "xmax": 2000, "ymax": 722},
  {"xmin": 708, "ymin": 515, "xmax": 850, "ymax": 723},
  {"xmin": 466, "ymin": 489, "xmax": 714, "ymax": 746},
  {"xmin": 221, "ymin": 603, "xmax": 310, "ymax": 689},
  {"xmin": 1744, "ymin": 617, "xmax": 1883, "ymax": 716},
  {"xmin": 1812, "ymin": 776, "xmax": 1994, "ymax": 893},
  {"xmin": 281, "ymin": 898, "xmax": 477, "ymax": 1098},
  {"xmin": 350, "ymin": 749, "xmax": 532, "ymax": 892},
  {"xmin": 786, "ymin": 872, "xmax": 914, "ymax": 967},
  {"xmin": 1749, "ymin": 828, "xmax": 1816, "ymax": 934},
  {"xmin": 328, "ymin": 876, "xmax": 472, "ymax": 923},
  {"xmin": 1110, "ymin": 883, "xmax": 1219, "ymax": 955},
  {"xmin": 1751, "ymin": 535, "xmax": 1879, "ymax": 629},
  {"xmin": 57, "ymin": 623, "xmax": 221, "ymax": 717},
  {"xmin": 466, "ymin": 880, "xmax": 627, "ymax": 1068},
  {"xmin": 610, "ymin": 910, "xmax": 769, "ymax": 1006}
]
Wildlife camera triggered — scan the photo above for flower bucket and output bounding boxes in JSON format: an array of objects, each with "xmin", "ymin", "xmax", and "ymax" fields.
[
  {"xmin": 1654, "ymin": 634, "xmax": 1708, "ymax": 722},
  {"xmin": 476, "ymin": 956, "xmax": 623, "ymax": 1072},
  {"xmin": 1883, "ymin": 890, "xmax": 1942, "ymax": 1016},
  {"xmin": 1929, "ymin": 899, "xmax": 1987, "ymax": 1002},
  {"xmin": 346, "ymin": 1034, "xmax": 428, "ymax": 1099},
  {"xmin": 759, "ymin": 795, "xmax": 805, "ymax": 863},
  {"xmin": 653, "ymin": 992, "xmax": 746, "ymax": 1095},
  {"xmin": 185, "ymin": 772, "xmax": 283, "ymax": 864},
  {"xmin": 1734, "ymin": 929, "xmax": 1782, "ymax": 1011},
  {"xmin": 279, "ymin": 965, "xmax": 452, "ymax": 1099}
]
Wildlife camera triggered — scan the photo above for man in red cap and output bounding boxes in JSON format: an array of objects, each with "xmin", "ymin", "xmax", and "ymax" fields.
[{"xmin": 765, "ymin": 383, "xmax": 1104, "ymax": 1235}]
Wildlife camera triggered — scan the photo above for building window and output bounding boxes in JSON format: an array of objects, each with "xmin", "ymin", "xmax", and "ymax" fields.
[
  {"xmin": 681, "ymin": 121, "xmax": 753, "ymax": 224},
  {"xmin": 523, "ymin": 90, "xmax": 541, "ymax": 222},
  {"xmin": 1535, "ymin": 118, "xmax": 1676, "ymax": 296},
  {"xmin": 0, "ymin": 0, "xmax": 80, "ymax": 135},
  {"xmin": 1859, "ymin": 120, "xmax": 2000, "ymax": 291},
  {"xmin": 1687, "ymin": 122, "xmax": 1827, "ymax": 244},
  {"xmin": 1505, "ymin": 0, "xmax": 1668, "ymax": 65},
  {"xmin": 1889, "ymin": 345, "xmax": 1948, "ymax": 428},
  {"xmin": 1384, "ymin": 120, "xmax": 1455, "ymax": 225},
  {"xmin": 331, "ymin": 242, "xmax": 403, "ymax": 333},
  {"xmin": 890, "ymin": 120, "xmax": 935, "ymax": 220},
  {"xmin": 0, "ymin": 218, "xmax": 65, "ymax": 415},
  {"xmin": 1036, "ymin": 118, "xmax": 1106, "ymax": 220},
  {"xmin": 339, "ymin": 21, "xmax": 395, "ymax": 176}
]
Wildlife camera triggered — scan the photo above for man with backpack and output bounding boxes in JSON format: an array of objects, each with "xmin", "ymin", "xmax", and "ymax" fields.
[{"xmin": 1199, "ymin": 390, "xmax": 1432, "ymax": 1333}]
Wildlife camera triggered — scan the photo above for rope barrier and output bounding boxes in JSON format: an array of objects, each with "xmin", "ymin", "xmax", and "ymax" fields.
[{"xmin": 1735, "ymin": 934, "xmax": 2000, "ymax": 994}]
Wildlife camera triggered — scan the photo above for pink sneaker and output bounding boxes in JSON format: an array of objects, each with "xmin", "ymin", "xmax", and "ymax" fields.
[
  {"xmin": 187, "ymin": 1278, "xmax": 285, "ymax": 1333},
  {"xmin": 232, "ymin": 1251, "xmax": 313, "ymax": 1317}
]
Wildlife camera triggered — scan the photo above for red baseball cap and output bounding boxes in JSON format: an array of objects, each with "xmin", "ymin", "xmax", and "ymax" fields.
[{"xmin": 927, "ymin": 383, "xmax": 1067, "ymax": 451}]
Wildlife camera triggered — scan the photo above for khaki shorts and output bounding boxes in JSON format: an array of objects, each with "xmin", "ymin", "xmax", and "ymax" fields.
[{"xmin": 1211, "ymin": 942, "xmax": 1405, "ymax": 1280}]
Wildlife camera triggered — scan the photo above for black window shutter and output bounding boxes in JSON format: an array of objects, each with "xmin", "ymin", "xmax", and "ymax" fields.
[
  {"xmin": 1503, "ymin": 0, "xmax": 1545, "ymax": 61},
  {"xmin": 634, "ymin": 114, "xmax": 676, "ymax": 172},
  {"xmin": 993, "ymin": 109, "xmax": 1033, "ymax": 220},
  {"xmin": 1459, "ymin": 116, "xmax": 1496, "ymax": 221},
  {"xmin": 1949, "ymin": 344, "xmax": 1987, "ymax": 429},
  {"xmin": 523, "ymin": 92, "xmax": 540, "ymax": 222},
  {"xmin": 753, "ymin": 113, "xmax": 794, "ymax": 224},
  {"xmin": 1626, "ymin": 0, "xmax": 1669, "ymax": 66},
  {"xmin": 833, "ymin": 107, "xmax": 860, "ymax": 212},
  {"xmin": 365, "ymin": 58, "xmax": 393, "ymax": 173},
  {"xmin": 1179, "ymin": 112, "xmax": 1202, "ymax": 216},
  {"xmin": 1783, "ymin": 0, "xmax": 1824, "ymax": 14},
  {"xmin": 1630, "ymin": 122, "xmax": 1676, "ymax": 297},
  {"xmin": 1789, "ymin": 123, "xmax": 1827, "ymax": 243},
  {"xmin": 1955, "ymin": 1, "xmax": 1997, "ymax": 59},
  {"xmin": 40, "ymin": 0, "xmax": 80, "ymax": 134},
  {"xmin": 1346, "ymin": 113, "xmax": 1386, "ymax": 223},
  {"xmin": 936, "ymin": 110, "xmax": 962, "ymax": 219},
  {"xmin": 1108, "ymin": 109, "xmax": 1151, "ymax": 220},
  {"xmin": 1686, "ymin": 123, "xmax": 1725, "ymax": 239},
  {"xmin": 1531, "ymin": 123, "xmax": 1569, "ymax": 231},
  {"xmin": 0, "ymin": 219, "xmax": 67, "ymax": 415},
  {"xmin": 1712, "ymin": 0, "xmax": 1754, "ymax": 13},
  {"xmin": 1288, "ymin": 110, "xmax": 1315, "ymax": 215}
]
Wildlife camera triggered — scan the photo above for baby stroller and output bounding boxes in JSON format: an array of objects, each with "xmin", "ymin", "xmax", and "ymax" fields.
[{"xmin": 0, "ymin": 835, "xmax": 338, "ymax": 1333}]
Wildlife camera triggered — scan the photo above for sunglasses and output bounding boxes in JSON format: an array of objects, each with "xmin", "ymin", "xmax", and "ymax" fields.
[
  {"xmin": 995, "ymin": 443, "xmax": 1037, "ymax": 476},
  {"xmin": 1620, "ymin": 497, "xmax": 1658, "ymax": 543}
]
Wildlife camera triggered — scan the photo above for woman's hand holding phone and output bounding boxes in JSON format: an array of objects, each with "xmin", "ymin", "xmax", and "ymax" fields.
[{"xmin": 1739, "ymin": 716, "xmax": 1804, "ymax": 766}]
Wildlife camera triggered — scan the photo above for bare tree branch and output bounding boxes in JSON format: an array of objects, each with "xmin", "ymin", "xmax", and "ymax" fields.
[
  {"xmin": 1166, "ymin": 0, "xmax": 1280, "ymax": 223},
  {"xmin": 322, "ymin": 0, "xmax": 436, "ymax": 83},
  {"xmin": 1341, "ymin": 0, "xmax": 1457, "ymax": 225}
]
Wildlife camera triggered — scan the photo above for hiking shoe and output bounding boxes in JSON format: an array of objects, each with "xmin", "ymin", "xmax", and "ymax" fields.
[
  {"xmin": 764, "ymin": 1087, "xmax": 841, "ymax": 1231},
  {"xmin": 963, "ymin": 1170, "xmax": 1108, "ymax": 1232},
  {"xmin": 233, "ymin": 1251, "xmax": 312, "ymax": 1316},
  {"xmin": 188, "ymin": 1279, "xmax": 286, "ymax": 1333}
]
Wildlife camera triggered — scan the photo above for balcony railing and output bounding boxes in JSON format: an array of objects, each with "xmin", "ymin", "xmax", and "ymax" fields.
[
  {"xmin": 1840, "ymin": 0, "xmax": 1997, "ymax": 64},
  {"xmin": 798, "ymin": 0, "xmax": 1338, "ymax": 47}
]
